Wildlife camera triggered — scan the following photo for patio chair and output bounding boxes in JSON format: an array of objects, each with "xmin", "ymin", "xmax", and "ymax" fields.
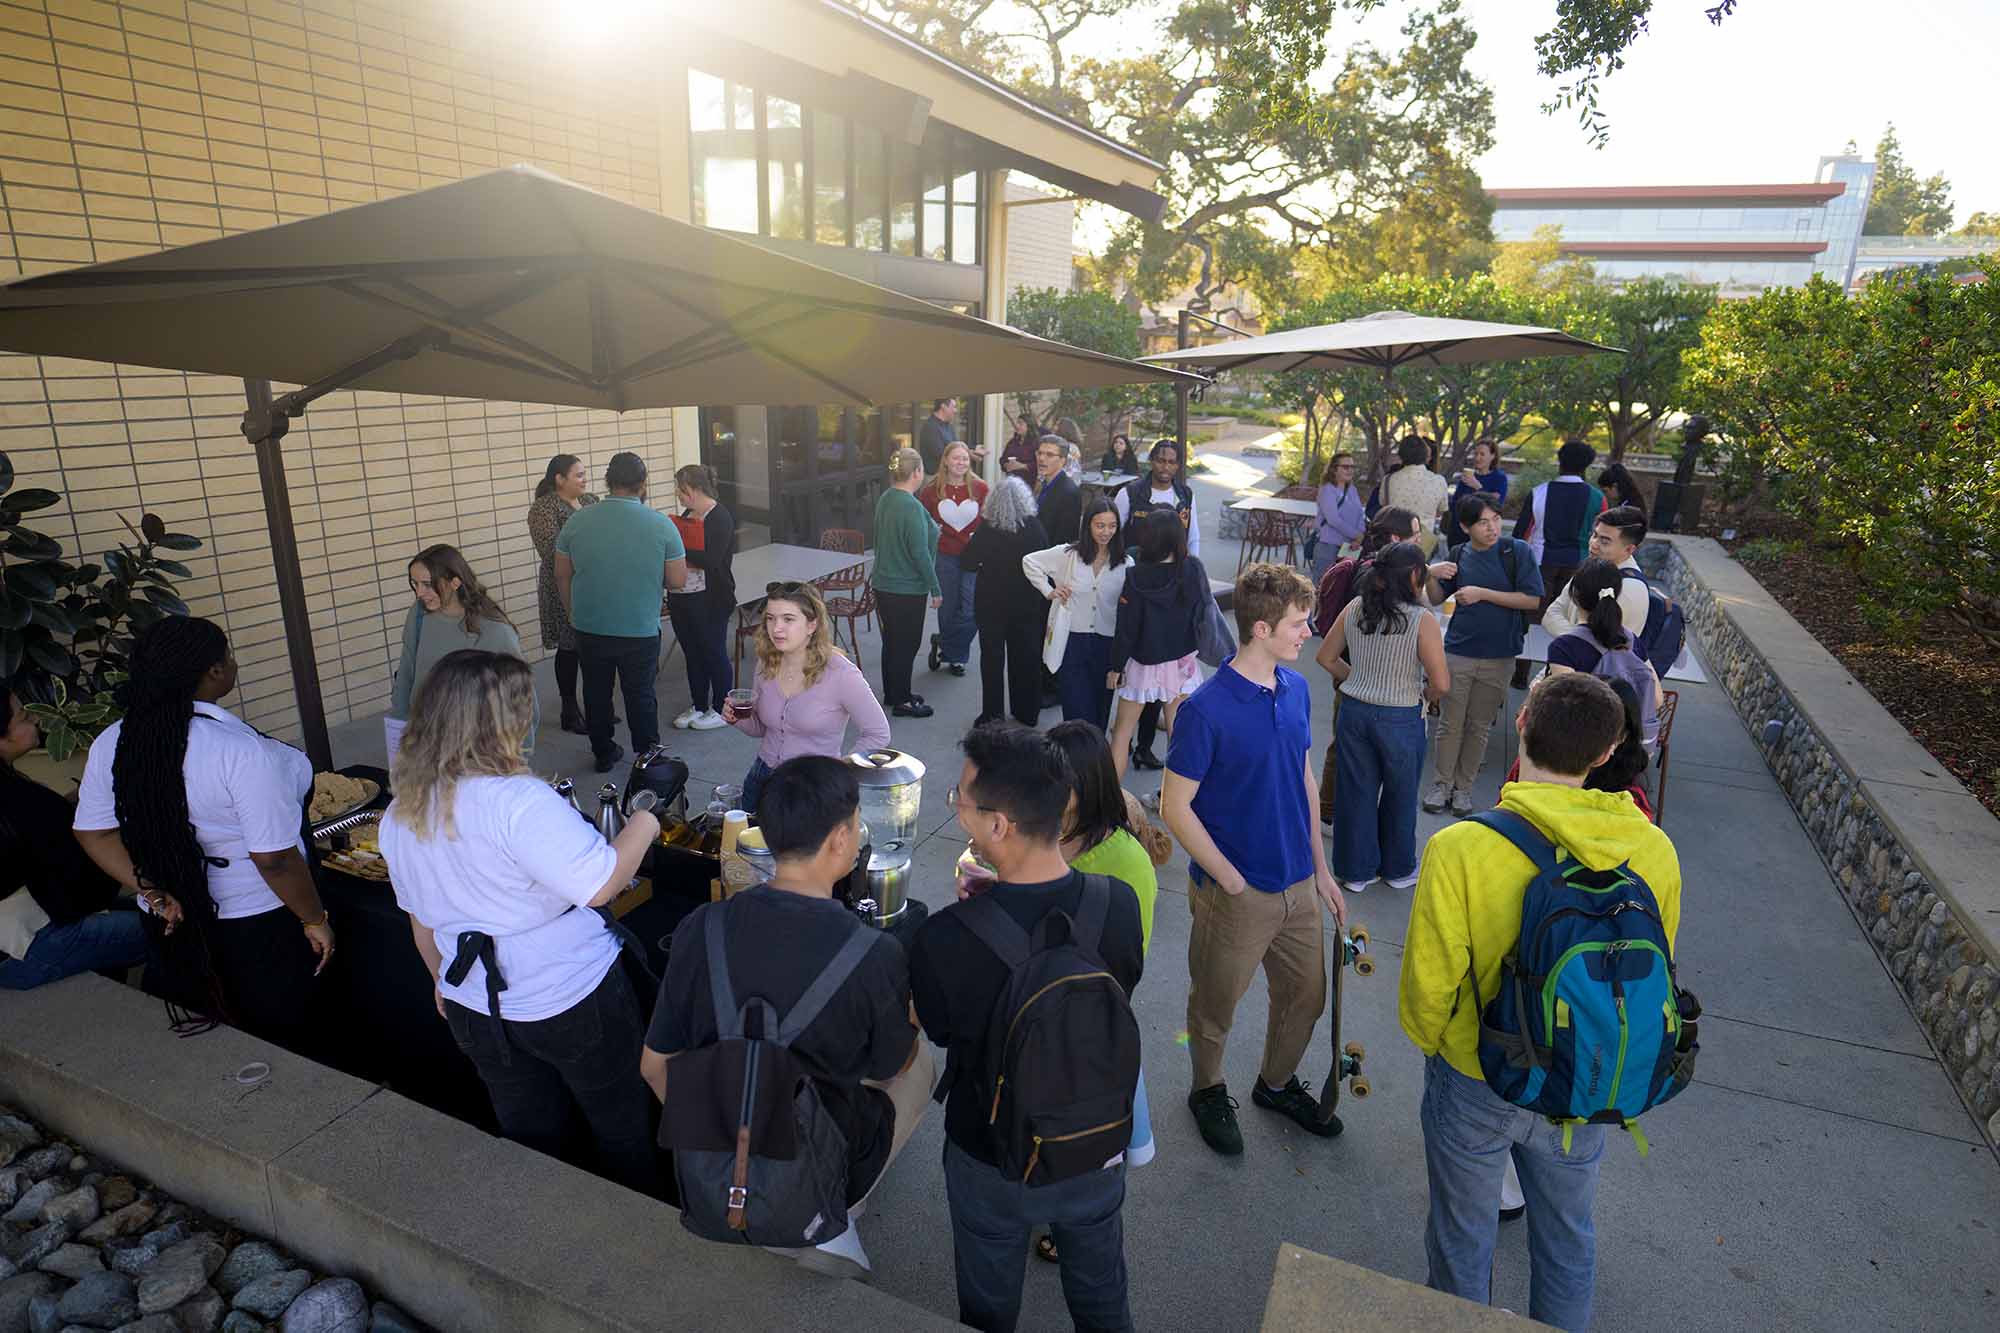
[
  {"xmin": 1651, "ymin": 689, "xmax": 1680, "ymax": 825},
  {"xmin": 816, "ymin": 528, "xmax": 875, "ymax": 656},
  {"xmin": 731, "ymin": 600, "xmax": 762, "ymax": 688},
  {"xmin": 1239, "ymin": 509, "xmax": 1307, "ymax": 573}
]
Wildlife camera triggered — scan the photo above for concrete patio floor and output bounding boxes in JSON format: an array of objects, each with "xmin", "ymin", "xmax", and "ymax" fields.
[{"xmin": 328, "ymin": 426, "xmax": 2000, "ymax": 1331}]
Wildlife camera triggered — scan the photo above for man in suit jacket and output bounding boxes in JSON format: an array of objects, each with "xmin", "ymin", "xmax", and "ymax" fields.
[{"xmin": 1033, "ymin": 436, "xmax": 1082, "ymax": 545}]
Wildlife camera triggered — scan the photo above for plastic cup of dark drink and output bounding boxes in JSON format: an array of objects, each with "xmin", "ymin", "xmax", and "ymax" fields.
[
  {"xmin": 724, "ymin": 688, "xmax": 754, "ymax": 721},
  {"xmin": 954, "ymin": 845, "xmax": 997, "ymax": 898}
]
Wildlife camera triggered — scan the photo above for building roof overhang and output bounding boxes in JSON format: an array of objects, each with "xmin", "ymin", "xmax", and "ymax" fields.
[
  {"xmin": 1558, "ymin": 240, "xmax": 1829, "ymax": 261},
  {"xmin": 1490, "ymin": 183, "xmax": 1846, "ymax": 209},
  {"xmin": 670, "ymin": 0, "xmax": 1169, "ymax": 223}
]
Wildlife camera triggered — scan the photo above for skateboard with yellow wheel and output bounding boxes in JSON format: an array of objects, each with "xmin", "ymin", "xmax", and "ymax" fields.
[{"xmin": 1316, "ymin": 924, "xmax": 1374, "ymax": 1125}]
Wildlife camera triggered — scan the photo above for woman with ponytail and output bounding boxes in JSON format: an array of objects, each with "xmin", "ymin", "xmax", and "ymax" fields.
[
  {"xmin": 72, "ymin": 616, "xmax": 330, "ymax": 1044},
  {"xmin": 527, "ymin": 453, "xmax": 597, "ymax": 734},
  {"xmin": 1546, "ymin": 557, "xmax": 1662, "ymax": 746}
]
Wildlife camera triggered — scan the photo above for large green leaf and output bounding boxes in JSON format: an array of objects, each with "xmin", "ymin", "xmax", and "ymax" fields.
[
  {"xmin": 28, "ymin": 601, "xmax": 74, "ymax": 634},
  {"xmin": 42, "ymin": 723, "xmax": 79, "ymax": 764},
  {"xmin": 23, "ymin": 629, "xmax": 74, "ymax": 676},
  {"xmin": 103, "ymin": 549, "xmax": 130, "ymax": 580},
  {"xmin": 126, "ymin": 602, "xmax": 164, "ymax": 629},
  {"xmin": 3, "ymin": 529, "xmax": 61, "ymax": 560},
  {"xmin": 0, "ymin": 589, "xmax": 26, "ymax": 631},
  {"xmin": 0, "ymin": 488, "xmax": 60, "ymax": 514},
  {"xmin": 140, "ymin": 585, "xmax": 190, "ymax": 615},
  {"xmin": 3, "ymin": 563, "xmax": 58, "ymax": 600},
  {"xmin": 151, "ymin": 558, "xmax": 192, "ymax": 579},
  {"xmin": 156, "ymin": 532, "xmax": 203, "ymax": 551}
]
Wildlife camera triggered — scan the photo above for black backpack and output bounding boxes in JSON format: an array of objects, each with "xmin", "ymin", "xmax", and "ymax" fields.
[
  {"xmin": 960, "ymin": 875, "xmax": 1141, "ymax": 1186},
  {"xmin": 661, "ymin": 907, "xmax": 881, "ymax": 1248}
]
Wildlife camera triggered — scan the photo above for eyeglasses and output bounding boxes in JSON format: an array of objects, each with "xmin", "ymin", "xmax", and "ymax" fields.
[{"xmin": 947, "ymin": 782, "xmax": 997, "ymax": 813}]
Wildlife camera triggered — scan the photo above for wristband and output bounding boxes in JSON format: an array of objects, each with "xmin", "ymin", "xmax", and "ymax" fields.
[{"xmin": 299, "ymin": 911, "xmax": 330, "ymax": 928}]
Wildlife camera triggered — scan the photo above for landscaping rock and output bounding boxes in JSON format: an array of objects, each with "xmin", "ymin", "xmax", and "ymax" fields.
[
  {"xmin": 0, "ymin": 1256, "xmax": 13, "ymax": 1286},
  {"xmin": 56, "ymin": 1271, "xmax": 138, "ymax": 1329},
  {"xmin": 37, "ymin": 1243, "xmax": 105, "ymax": 1280},
  {"xmin": 41, "ymin": 1187, "xmax": 101, "ymax": 1233},
  {"xmin": 0, "ymin": 1274, "xmax": 62, "ymax": 1333},
  {"xmin": 105, "ymin": 1242, "xmax": 161, "ymax": 1279},
  {"xmin": 0, "ymin": 1167, "xmax": 26, "ymax": 1209},
  {"xmin": 229, "ymin": 1275, "xmax": 309, "ymax": 1323},
  {"xmin": 3, "ymin": 1180, "xmax": 61, "ymax": 1225},
  {"xmin": 93, "ymin": 1180, "xmax": 137, "ymax": 1214},
  {"xmin": 114, "ymin": 1316, "xmax": 182, "ymax": 1333},
  {"xmin": 11, "ymin": 1222, "xmax": 73, "ymax": 1271},
  {"xmin": 276, "ymin": 1280, "xmax": 366, "ymax": 1333},
  {"xmin": 218, "ymin": 1315, "xmax": 264, "ymax": 1333},
  {"xmin": 138, "ymin": 1241, "xmax": 225, "ymax": 1316},
  {"xmin": 13, "ymin": 1149, "xmax": 69, "ymax": 1182},
  {"xmin": 173, "ymin": 1286, "xmax": 225, "ymax": 1333},
  {"xmin": 26, "ymin": 1291, "xmax": 60, "ymax": 1333},
  {"xmin": 211, "ymin": 1249, "xmax": 286, "ymax": 1301},
  {"xmin": 364, "ymin": 1304, "xmax": 419, "ymax": 1333},
  {"xmin": 80, "ymin": 1204, "xmax": 158, "ymax": 1246},
  {"xmin": 150, "ymin": 1206, "xmax": 189, "ymax": 1230},
  {"xmin": 0, "ymin": 1114, "xmax": 41, "ymax": 1169},
  {"xmin": 138, "ymin": 1227, "xmax": 190, "ymax": 1256}
]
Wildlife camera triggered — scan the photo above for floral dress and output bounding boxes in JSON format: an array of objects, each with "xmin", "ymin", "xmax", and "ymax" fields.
[{"xmin": 527, "ymin": 491, "xmax": 596, "ymax": 651}]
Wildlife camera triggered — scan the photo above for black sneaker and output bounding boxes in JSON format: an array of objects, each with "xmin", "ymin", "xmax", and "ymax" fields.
[
  {"xmin": 891, "ymin": 700, "xmax": 933, "ymax": 718},
  {"xmin": 1188, "ymin": 1083, "xmax": 1243, "ymax": 1156},
  {"xmin": 1252, "ymin": 1075, "xmax": 1343, "ymax": 1138},
  {"xmin": 592, "ymin": 742, "xmax": 625, "ymax": 774},
  {"xmin": 1130, "ymin": 747, "xmax": 1164, "ymax": 771}
]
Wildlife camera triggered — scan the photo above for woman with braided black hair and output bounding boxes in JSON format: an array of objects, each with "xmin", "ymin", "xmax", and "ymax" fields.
[{"xmin": 72, "ymin": 616, "xmax": 331, "ymax": 1045}]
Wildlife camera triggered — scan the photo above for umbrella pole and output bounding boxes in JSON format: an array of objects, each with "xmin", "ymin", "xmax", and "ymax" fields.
[
  {"xmin": 243, "ymin": 377, "xmax": 334, "ymax": 771},
  {"xmin": 1175, "ymin": 309, "xmax": 1190, "ymax": 454}
]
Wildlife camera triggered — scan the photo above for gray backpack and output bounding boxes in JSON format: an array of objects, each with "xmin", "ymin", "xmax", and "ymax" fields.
[
  {"xmin": 1560, "ymin": 627, "xmax": 1659, "ymax": 747},
  {"xmin": 660, "ymin": 908, "xmax": 880, "ymax": 1248}
]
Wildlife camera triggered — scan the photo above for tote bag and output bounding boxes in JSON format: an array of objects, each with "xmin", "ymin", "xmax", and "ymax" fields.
[{"xmin": 1042, "ymin": 549, "xmax": 1077, "ymax": 674}]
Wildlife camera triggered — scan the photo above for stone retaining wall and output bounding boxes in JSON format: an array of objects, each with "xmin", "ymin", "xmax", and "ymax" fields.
[{"xmin": 1640, "ymin": 536, "xmax": 2000, "ymax": 1152}]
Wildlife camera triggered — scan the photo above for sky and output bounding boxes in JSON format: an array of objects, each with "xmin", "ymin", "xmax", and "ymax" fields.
[{"xmin": 1454, "ymin": 0, "xmax": 1998, "ymax": 213}]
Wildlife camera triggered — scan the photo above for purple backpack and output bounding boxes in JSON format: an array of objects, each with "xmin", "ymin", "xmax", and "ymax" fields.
[{"xmin": 1560, "ymin": 628, "xmax": 1659, "ymax": 747}]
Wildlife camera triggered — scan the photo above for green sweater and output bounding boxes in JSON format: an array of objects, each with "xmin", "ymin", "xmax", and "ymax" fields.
[
  {"xmin": 391, "ymin": 605, "xmax": 538, "ymax": 754},
  {"xmin": 1071, "ymin": 828, "xmax": 1158, "ymax": 953},
  {"xmin": 871, "ymin": 487, "xmax": 941, "ymax": 597}
]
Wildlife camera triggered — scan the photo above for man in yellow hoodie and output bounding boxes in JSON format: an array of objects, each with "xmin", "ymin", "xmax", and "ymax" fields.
[{"xmin": 1400, "ymin": 672, "xmax": 1682, "ymax": 1333}]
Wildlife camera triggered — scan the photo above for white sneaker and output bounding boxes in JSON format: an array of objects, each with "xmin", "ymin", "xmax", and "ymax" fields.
[
  {"xmin": 1449, "ymin": 789, "xmax": 1477, "ymax": 817},
  {"xmin": 1421, "ymin": 781, "xmax": 1452, "ymax": 813},
  {"xmin": 1340, "ymin": 880, "xmax": 1370, "ymax": 895},
  {"xmin": 671, "ymin": 707, "xmax": 699, "ymax": 729},
  {"xmin": 689, "ymin": 709, "xmax": 728, "ymax": 730},
  {"xmin": 1385, "ymin": 873, "xmax": 1418, "ymax": 890},
  {"xmin": 789, "ymin": 1220, "xmax": 872, "ymax": 1280}
]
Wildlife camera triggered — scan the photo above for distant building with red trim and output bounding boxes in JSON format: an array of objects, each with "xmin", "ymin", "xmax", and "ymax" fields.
[{"xmin": 1488, "ymin": 154, "xmax": 1876, "ymax": 296}]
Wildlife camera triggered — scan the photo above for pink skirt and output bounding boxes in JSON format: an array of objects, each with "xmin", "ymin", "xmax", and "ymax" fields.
[{"xmin": 1119, "ymin": 651, "xmax": 1202, "ymax": 703}]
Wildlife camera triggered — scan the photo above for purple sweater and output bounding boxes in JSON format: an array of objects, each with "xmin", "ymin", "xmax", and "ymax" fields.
[{"xmin": 734, "ymin": 651, "xmax": 892, "ymax": 768}]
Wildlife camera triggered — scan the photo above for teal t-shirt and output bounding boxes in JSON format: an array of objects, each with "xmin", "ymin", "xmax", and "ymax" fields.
[{"xmin": 554, "ymin": 495, "xmax": 685, "ymax": 637}]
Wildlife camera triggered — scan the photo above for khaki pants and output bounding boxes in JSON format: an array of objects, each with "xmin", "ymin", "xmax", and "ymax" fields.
[
  {"xmin": 1432, "ymin": 654, "xmax": 1515, "ymax": 792},
  {"xmin": 1318, "ymin": 689, "xmax": 1343, "ymax": 825},
  {"xmin": 1185, "ymin": 877, "xmax": 1327, "ymax": 1092},
  {"xmin": 858, "ymin": 1040, "xmax": 937, "ymax": 1208}
]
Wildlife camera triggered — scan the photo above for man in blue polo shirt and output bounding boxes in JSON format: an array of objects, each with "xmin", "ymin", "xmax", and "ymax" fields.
[
  {"xmin": 554, "ymin": 451, "xmax": 687, "ymax": 771},
  {"xmin": 1162, "ymin": 564, "xmax": 1348, "ymax": 1156}
]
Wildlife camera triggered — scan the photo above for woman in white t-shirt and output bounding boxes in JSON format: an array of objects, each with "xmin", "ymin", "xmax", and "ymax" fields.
[
  {"xmin": 380, "ymin": 648, "xmax": 663, "ymax": 1196},
  {"xmin": 74, "ymin": 616, "xmax": 329, "ymax": 1046}
]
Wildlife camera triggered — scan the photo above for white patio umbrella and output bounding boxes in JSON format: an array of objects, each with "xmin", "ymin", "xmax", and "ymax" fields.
[
  {"xmin": 0, "ymin": 166, "xmax": 1201, "ymax": 765},
  {"xmin": 1139, "ymin": 308, "xmax": 1617, "ymax": 376}
]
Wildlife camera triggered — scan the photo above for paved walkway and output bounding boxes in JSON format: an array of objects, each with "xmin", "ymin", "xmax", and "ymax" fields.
[{"xmin": 329, "ymin": 430, "xmax": 2000, "ymax": 1330}]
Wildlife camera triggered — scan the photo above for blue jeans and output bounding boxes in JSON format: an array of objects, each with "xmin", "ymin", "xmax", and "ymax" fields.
[
  {"xmin": 1422, "ymin": 1055, "xmax": 1605, "ymax": 1332},
  {"xmin": 936, "ymin": 552, "xmax": 978, "ymax": 665},
  {"xmin": 1057, "ymin": 631, "xmax": 1113, "ymax": 729},
  {"xmin": 666, "ymin": 592, "xmax": 733, "ymax": 713},
  {"xmin": 1331, "ymin": 697, "xmax": 1425, "ymax": 882},
  {"xmin": 943, "ymin": 1139, "xmax": 1133, "ymax": 1333},
  {"xmin": 739, "ymin": 756, "xmax": 775, "ymax": 820},
  {"xmin": 575, "ymin": 630, "xmax": 661, "ymax": 761},
  {"xmin": 0, "ymin": 908, "xmax": 149, "ymax": 990}
]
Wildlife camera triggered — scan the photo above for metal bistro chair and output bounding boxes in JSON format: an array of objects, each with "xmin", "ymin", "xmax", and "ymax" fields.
[
  {"xmin": 1239, "ymin": 508, "xmax": 1308, "ymax": 573},
  {"xmin": 816, "ymin": 528, "xmax": 875, "ymax": 657},
  {"xmin": 1651, "ymin": 689, "xmax": 1681, "ymax": 825},
  {"xmin": 730, "ymin": 599, "xmax": 762, "ymax": 688}
]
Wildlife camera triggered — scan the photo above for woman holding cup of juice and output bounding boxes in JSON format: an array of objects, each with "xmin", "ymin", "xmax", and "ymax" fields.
[{"xmin": 723, "ymin": 582, "xmax": 891, "ymax": 816}]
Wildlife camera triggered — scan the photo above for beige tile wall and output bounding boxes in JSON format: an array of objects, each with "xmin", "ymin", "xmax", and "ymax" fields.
[{"xmin": 0, "ymin": 0, "xmax": 696, "ymax": 743}]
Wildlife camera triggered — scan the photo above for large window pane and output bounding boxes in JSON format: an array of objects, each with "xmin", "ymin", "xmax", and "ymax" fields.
[
  {"xmin": 766, "ymin": 95, "xmax": 805, "ymax": 240},
  {"xmin": 853, "ymin": 126, "xmax": 886, "ymax": 250},
  {"xmin": 890, "ymin": 142, "xmax": 918, "ymax": 256},
  {"xmin": 952, "ymin": 168, "xmax": 979, "ymax": 265},
  {"xmin": 813, "ymin": 111, "xmax": 849, "ymax": 246},
  {"xmin": 922, "ymin": 145, "xmax": 948, "ymax": 262},
  {"xmin": 689, "ymin": 70, "xmax": 758, "ymax": 234}
]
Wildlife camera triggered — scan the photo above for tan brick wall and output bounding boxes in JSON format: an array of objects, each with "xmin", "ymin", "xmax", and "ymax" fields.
[{"xmin": 0, "ymin": 0, "xmax": 692, "ymax": 743}]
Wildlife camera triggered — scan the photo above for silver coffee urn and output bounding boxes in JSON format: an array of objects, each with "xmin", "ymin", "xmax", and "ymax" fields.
[{"xmin": 845, "ymin": 748, "xmax": 925, "ymax": 927}]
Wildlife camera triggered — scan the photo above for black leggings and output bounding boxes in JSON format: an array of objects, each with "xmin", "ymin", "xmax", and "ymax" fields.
[
  {"xmin": 877, "ymin": 590, "xmax": 929, "ymax": 706},
  {"xmin": 554, "ymin": 648, "xmax": 580, "ymax": 708}
]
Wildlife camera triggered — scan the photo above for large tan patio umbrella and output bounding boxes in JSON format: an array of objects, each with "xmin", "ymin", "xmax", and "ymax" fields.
[
  {"xmin": 0, "ymin": 166, "xmax": 1199, "ymax": 766},
  {"xmin": 1139, "ymin": 308, "xmax": 1617, "ymax": 377}
]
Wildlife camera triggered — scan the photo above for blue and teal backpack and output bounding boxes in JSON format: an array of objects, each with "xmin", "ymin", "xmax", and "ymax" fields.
[{"xmin": 1469, "ymin": 810, "xmax": 1701, "ymax": 1152}]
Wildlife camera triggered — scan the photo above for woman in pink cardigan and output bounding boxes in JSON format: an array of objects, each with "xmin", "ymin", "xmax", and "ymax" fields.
[{"xmin": 721, "ymin": 581, "xmax": 893, "ymax": 814}]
